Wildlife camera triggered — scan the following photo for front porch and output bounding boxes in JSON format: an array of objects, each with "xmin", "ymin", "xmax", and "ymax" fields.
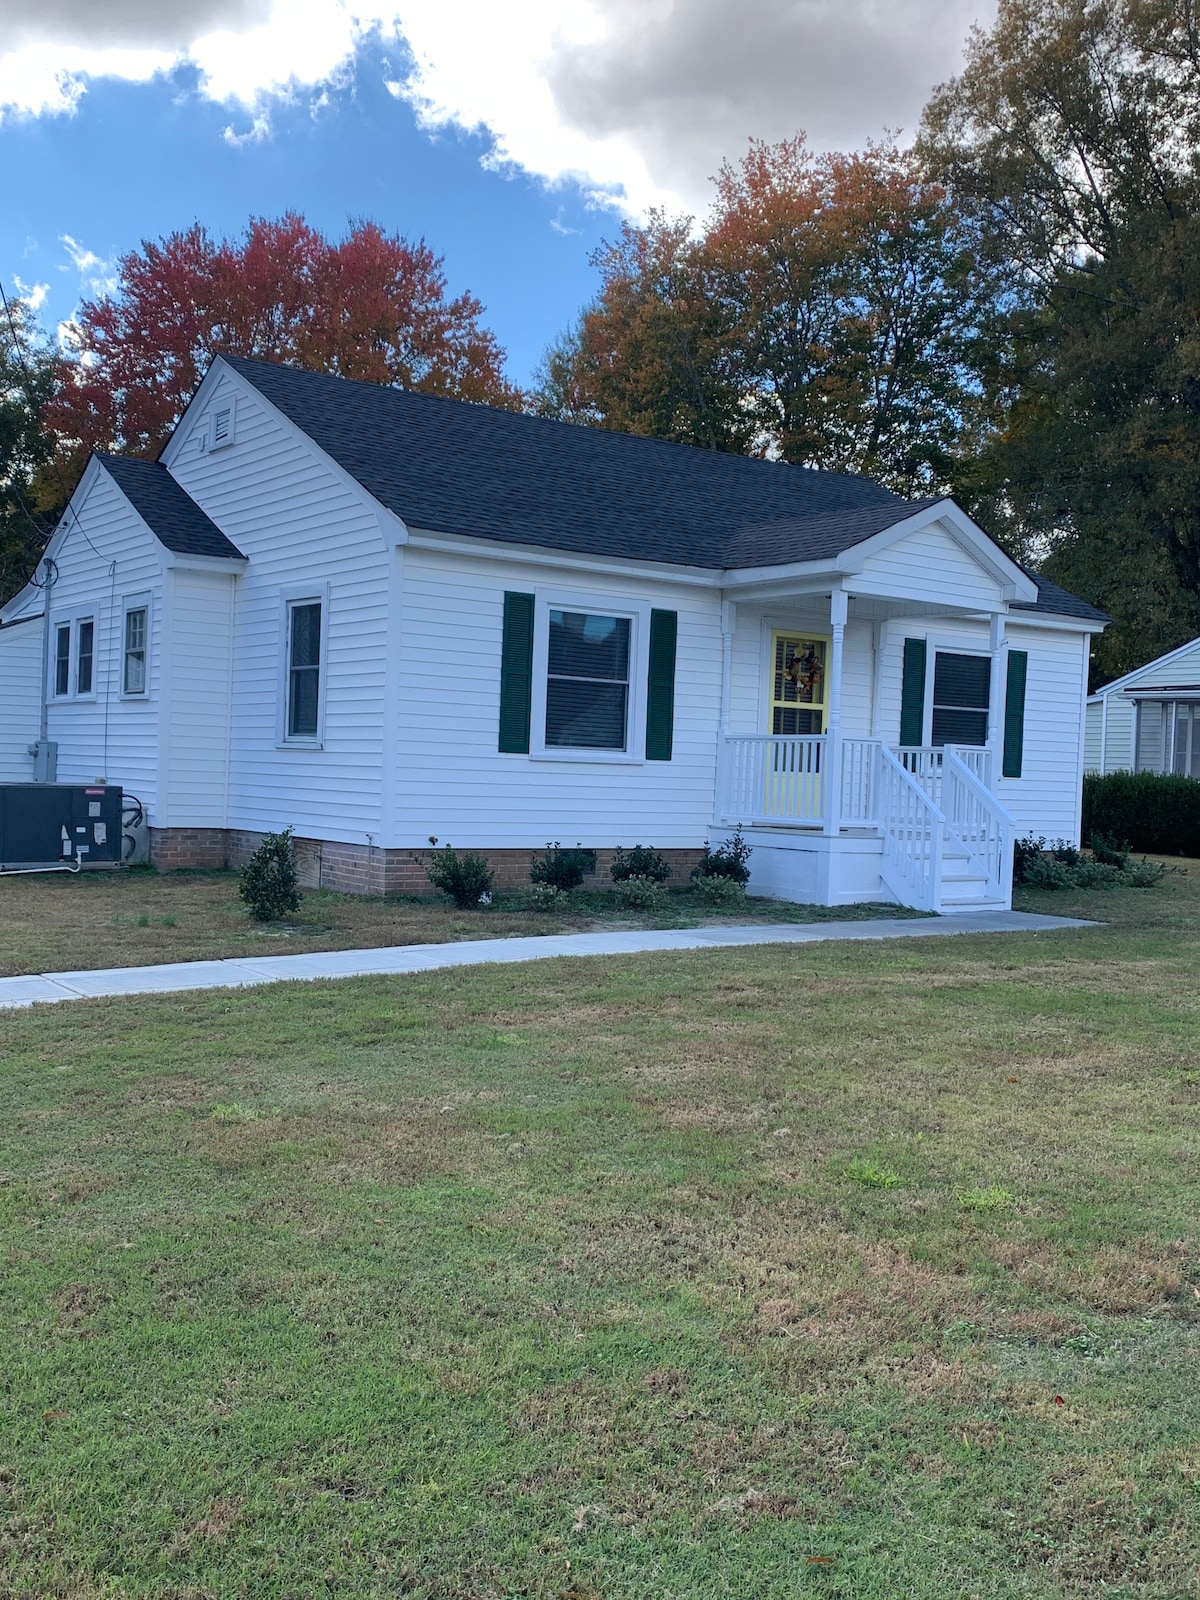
[{"xmin": 713, "ymin": 574, "xmax": 1019, "ymax": 913}]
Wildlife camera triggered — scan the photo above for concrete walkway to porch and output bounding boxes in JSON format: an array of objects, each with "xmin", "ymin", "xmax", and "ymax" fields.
[{"xmin": 0, "ymin": 910, "xmax": 1092, "ymax": 1010}]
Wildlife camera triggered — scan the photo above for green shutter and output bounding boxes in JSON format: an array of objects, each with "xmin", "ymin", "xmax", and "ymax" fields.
[
  {"xmin": 1002, "ymin": 649, "xmax": 1028, "ymax": 778},
  {"xmin": 899, "ymin": 637, "xmax": 927, "ymax": 746},
  {"xmin": 498, "ymin": 592, "xmax": 535, "ymax": 753},
  {"xmin": 645, "ymin": 609, "xmax": 677, "ymax": 761}
]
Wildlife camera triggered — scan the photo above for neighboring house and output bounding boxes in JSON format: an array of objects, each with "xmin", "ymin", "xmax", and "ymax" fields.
[
  {"xmin": 0, "ymin": 355, "xmax": 1107, "ymax": 912},
  {"xmin": 1085, "ymin": 635, "xmax": 1200, "ymax": 777}
]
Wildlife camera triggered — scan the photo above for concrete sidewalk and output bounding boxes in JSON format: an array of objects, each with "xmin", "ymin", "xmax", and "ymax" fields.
[{"xmin": 0, "ymin": 910, "xmax": 1092, "ymax": 1010}]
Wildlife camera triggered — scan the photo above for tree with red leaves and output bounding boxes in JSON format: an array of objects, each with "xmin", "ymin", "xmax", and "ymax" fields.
[{"xmin": 47, "ymin": 213, "xmax": 518, "ymax": 459}]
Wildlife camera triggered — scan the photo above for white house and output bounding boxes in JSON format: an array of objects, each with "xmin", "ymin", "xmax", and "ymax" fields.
[
  {"xmin": 0, "ymin": 355, "xmax": 1107, "ymax": 911},
  {"xmin": 1085, "ymin": 636, "xmax": 1200, "ymax": 777}
]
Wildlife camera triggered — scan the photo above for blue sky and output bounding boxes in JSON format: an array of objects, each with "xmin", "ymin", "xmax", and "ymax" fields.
[{"xmin": 0, "ymin": 1, "xmax": 990, "ymax": 391}]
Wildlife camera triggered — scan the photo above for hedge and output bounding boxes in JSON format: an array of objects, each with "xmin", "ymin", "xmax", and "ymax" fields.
[{"xmin": 1082, "ymin": 770, "xmax": 1200, "ymax": 856}]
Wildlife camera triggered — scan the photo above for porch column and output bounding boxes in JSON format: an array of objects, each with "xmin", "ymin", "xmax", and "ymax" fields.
[
  {"xmin": 824, "ymin": 588, "xmax": 847, "ymax": 836},
  {"xmin": 987, "ymin": 612, "xmax": 1007, "ymax": 787},
  {"xmin": 715, "ymin": 601, "xmax": 736, "ymax": 824}
]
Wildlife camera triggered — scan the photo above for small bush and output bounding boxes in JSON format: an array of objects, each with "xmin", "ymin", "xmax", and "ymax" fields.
[
  {"xmin": 239, "ymin": 828, "xmax": 302, "ymax": 922},
  {"xmin": 1125, "ymin": 857, "xmax": 1167, "ymax": 887},
  {"xmin": 693, "ymin": 874, "xmax": 747, "ymax": 909},
  {"xmin": 610, "ymin": 844, "xmax": 670, "ymax": 883},
  {"xmin": 612, "ymin": 875, "xmax": 667, "ymax": 910},
  {"xmin": 1012, "ymin": 835, "xmax": 1046, "ymax": 884},
  {"xmin": 530, "ymin": 842, "xmax": 594, "ymax": 893},
  {"xmin": 844, "ymin": 1156, "xmax": 903, "ymax": 1189},
  {"xmin": 426, "ymin": 843, "xmax": 494, "ymax": 909},
  {"xmin": 1090, "ymin": 830, "xmax": 1130, "ymax": 869},
  {"xmin": 1083, "ymin": 769, "xmax": 1200, "ymax": 856},
  {"xmin": 527, "ymin": 882, "xmax": 569, "ymax": 913},
  {"xmin": 693, "ymin": 828, "xmax": 752, "ymax": 885}
]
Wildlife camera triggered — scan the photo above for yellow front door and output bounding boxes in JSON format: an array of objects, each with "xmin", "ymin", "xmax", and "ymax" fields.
[{"xmin": 766, "ymin": 632, "xmax": 830, "ymax": 819}]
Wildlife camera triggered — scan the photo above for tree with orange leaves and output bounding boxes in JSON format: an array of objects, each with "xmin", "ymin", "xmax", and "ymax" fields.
[
  {"xmin": 539, "ymin": 138, "xmax": 988, "ymax": 495},
  {"xmin": 47, "ymin": 213, "xmax": 518, "ymax": 461}
]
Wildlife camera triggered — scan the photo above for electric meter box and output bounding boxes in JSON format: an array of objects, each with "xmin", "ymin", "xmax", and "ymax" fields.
[{"xmin": 0, "ymin": 784, "xmax": 124, "ymax": 870}]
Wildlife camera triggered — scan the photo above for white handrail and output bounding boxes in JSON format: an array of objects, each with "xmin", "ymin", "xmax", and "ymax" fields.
[
  {"xmin": 877, "ymin": 744, "xmax": 945, "ymax": 911},
  {"xmin": 941, "ymin": 747, "xmax": 1015, "ymax": 897}
]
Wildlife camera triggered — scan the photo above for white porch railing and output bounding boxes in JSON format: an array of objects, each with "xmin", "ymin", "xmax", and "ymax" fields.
[
  {"xmin": 721, "ymin": 735, "xmax": 827, "ymax": 825},
  {"xmin": 877, "ymin": 744, "xmax": 945, "ymax": 911},
  {"xmin": 718, "ymin": 735, "xmax": 1013, "ymax": 911},
  {"xmin": 942, "ymin": 747, "xmax": 1015, "ymax": 898}
]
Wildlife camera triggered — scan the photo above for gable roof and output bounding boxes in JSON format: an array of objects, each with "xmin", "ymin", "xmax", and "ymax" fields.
[
  {"xmin": 1088, "ymin": 632, "xmax": 1200, "ymax": 699},
  {"xmin": 1012, "ymin": 575, "xmax": 1109, "ymax": 624},
  {"xmin": 206, "ymin": 356, "xmax": 1096, "ymax": 621},
  {"xmin": 98, "ymin": 455, "xmax": 245, "ymax": 561}
]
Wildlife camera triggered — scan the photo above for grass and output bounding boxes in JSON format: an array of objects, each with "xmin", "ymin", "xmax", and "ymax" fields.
[
  {"xmin": 1, "ymin": 867, "xmax": 1198, "ymax": 1597},
  {"xmin": 0, "ymin": 866, "xmax": 920, "ymax": 979}
]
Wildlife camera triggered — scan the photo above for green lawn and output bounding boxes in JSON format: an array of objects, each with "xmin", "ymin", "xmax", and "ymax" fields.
[{"xmin": 1, "ymin": 874, "xmax": 1198, "ymax": 1597}]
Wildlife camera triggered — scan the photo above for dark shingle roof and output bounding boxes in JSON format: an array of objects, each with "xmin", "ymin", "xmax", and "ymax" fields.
[
  {"xmin": 221, "ymin": 356, "xmax": 927, "ymax": 570},
  {"xmin": 217, "ymin": 357, "xmax": 1103, "ymax": 623},
  {"xmin": 99, "ymin": 455, "xmax": 245, "ymax": 561},
  {"xmin": 1012, "ymin": 574, "xmax": 1110, "ymax": 623}
]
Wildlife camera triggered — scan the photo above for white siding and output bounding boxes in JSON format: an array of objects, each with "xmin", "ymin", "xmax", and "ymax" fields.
[
  {"xmin": 168, "ymin": 373, "xmax": 392, "ymax": 844},
  {"xmin": 43, "ymin": 469, "xmax": 166, "ymax": 816},
  {"xmin": 852, "ymin": 520, "xmax": 1004, "ymax": 611},
  {"xmin": 0, "ymin": 618, "xmax": 42, "ymax": 781},
  {"xmin": 159, "ymin": 569, "xmax": 237, "ymax": 826},
  {"xmin": 1086, "ymin": 694, "xmax": 1136, "ymax": 773},
  {"xmin": 391, "ymin": 546, "xmax": 722, "ymax": 848},
  {"xmin": 1001, "ymin": 624, "xmax": 1089, "ymax": 843}
]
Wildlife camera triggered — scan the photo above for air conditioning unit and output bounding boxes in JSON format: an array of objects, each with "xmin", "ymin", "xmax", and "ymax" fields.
[{"xmin": 0, "ymin": 784, "xmax": 125, "ymax": 871}]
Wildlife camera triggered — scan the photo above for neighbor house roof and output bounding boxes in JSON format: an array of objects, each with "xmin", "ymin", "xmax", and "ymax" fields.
[
  {"xmin": 99, "ymin": 455, "xmax": 245, "ymax": 561},
  {"xmin": 216, "ymin": 356, "xmax": 1099, "ymax": 621},
  {"xmin": 1012, "ymin": 575, "xmax": 1109, "ymax": 624}
]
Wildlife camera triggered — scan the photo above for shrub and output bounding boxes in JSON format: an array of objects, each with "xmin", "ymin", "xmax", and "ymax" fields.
[
  {"xmin": 1125, "ymin": 857, "xmax": 1168, "ymax": 887},
  {"xmin": 693, "ymin": 828, "xmax": 752, "ymax": 885},
  {"xmin": 1082, "ymin": 769, "xmax": 1200, "ymax": 856},
  {"xmin": 610, "ymin": 844, "xmax": 670, "ymax": 883},
  {"xmin": 1013, "ymin": 834, "xmax": 1163, "ymax": 892},
  {"xmin": 1090, "ymin": 831, "xmax": 1130, "ymax": 870},
  {"xmin": 426, "ymin": 843, "xmax": 494, "ymax": 908},
  {"xmin": 1012, "ymin": 835, "xmax": 1046, "ymax": 885},
  {"xmin": 527, "ymin": 881, "xmax": 569, "ymax": 913},
  {"xmin": 611, "ymin": 874, "xmax": 667, "ymax": 910},
  {"xmin": 530, "ymin": 842, "xmax": 594, "ymax": 893},
  {"xmin": 239, "ymin": 828, "xmax": 301, "ymax": 922},
  {"xmin": 693, "ymin": 874, "xmax": 747, "ymax": 909}
]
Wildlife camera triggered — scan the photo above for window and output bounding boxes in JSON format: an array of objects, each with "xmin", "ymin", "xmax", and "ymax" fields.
[
  {"xmin": 123, "ymin": 606, "xmax": 147, "ymax": 695},
  {"xmin": 1172, "ymin": 703, "xmax": 1200, "ymax": 779},
  {"xmin": 1135, "ymin": 699, "xmax": 1200, "ymax": 777},
  {"xmin": 76, "ymin": 618, "xmax": 94, "ymax": 695},
  {"xmin": 209, "ymin": 403, "xmax": 234, "ymax": 450},
  {"xmin": 54, "ymin": 624, "xmax": 71, "ymax": 697},
  {"xmin": 286, "ymin": 600, "xmax": 322, "ymax": 740},
  {"xmin": 545, "ymin": 609, "xmax": 630, "ymax": 750},
  {"xmin": 931, "ymin": 651, "xmax": 989, "ymax": 746}
]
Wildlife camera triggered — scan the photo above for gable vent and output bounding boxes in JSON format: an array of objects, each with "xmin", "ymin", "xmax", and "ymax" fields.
[{"xmin": 210, "ymin": 405, "xmax": 234, "ymax": 450}]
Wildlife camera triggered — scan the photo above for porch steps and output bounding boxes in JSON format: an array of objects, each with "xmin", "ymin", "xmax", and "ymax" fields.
[{"xmin": 938, "ymin": 842, "xmax": 1007, "ymax": 913}]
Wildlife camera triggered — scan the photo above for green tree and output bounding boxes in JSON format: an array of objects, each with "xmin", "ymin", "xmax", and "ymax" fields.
[
  {"xmin": 920, "ymin": 0, "xmax": 1200, "ymax": 681},
  {"xmin": 0, "ymin": 298, "xmax": 59, "ymax": 606}
]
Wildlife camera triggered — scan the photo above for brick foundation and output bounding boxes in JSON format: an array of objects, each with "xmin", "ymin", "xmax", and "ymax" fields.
[{"xmin": 149, "ymin": 828, "xmax": 706, "ymax": 897}]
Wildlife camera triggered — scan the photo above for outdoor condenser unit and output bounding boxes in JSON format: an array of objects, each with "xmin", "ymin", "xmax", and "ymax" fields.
[{"xmin": 0, "ymin": 784, "xmax": 124, "ymax": 870}]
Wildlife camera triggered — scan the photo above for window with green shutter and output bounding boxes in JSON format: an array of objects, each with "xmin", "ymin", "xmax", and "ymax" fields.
[
  {"xmin": 498, "ymin": 591, "xmax": 535, "ymax": 753},
  {"xmin": 899, "ymin": 637, "xmax": 927, "ymax": 746},
  {"xmin": 1002, "ymin": 649, "xmax": 1028, "ymax": 778},
  {"xmin": 645, "ymin": 609, "xmax": 677, "ymax": 760}
]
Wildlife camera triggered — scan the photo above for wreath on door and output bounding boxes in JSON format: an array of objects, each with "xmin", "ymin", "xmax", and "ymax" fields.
[{"xmin": 785, "ymin": 644, "xmax": 822, "ymax": 699}]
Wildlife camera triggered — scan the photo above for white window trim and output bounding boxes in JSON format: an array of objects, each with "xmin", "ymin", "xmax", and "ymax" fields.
[
  {"xmin": 276, "ymin": 584, "xmax": 329, "ymax": 750},
  {"xmin": 74, "ymin": 614, "xmax": 96, "ymax": 700},
  {"xmin": 120, "ymin": 593, "xmax": 152, "ymax": 700},
  {"xmin": 207, "ymin": 398, "xmax": 236, "ymax": 452},
  {"xmin": 527, "ymin": 587, "xmax": 650, "ymax": 764},
  {"xmin": 922, "ymin": 634, "xmax": 993, "ymax": 748}
]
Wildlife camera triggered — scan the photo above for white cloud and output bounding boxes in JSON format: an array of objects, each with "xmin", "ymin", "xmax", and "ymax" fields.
[
  {"xmin": 12, "ymin": 276, "xmax": 50, "ymax": 312},
  {"xmin": 0, "ymin": 0, "xmax": 997, "ymax": 215},
  {"xmin": 59, "ymin": 235, "xmax": 119, "ymax": 297}
]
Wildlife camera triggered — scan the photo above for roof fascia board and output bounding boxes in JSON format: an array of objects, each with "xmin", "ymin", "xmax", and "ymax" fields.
[
  {"xmin": 1121, "ymin": 687, "xmax": 1200, "ymax": 700},
  {"xmin": 1088, "ymin": 634, "xmax": 1200, "ymax": 697},
  {"xmin": 0, "ymin": 608, "xmax": 45, "ymax": 629},
  {"xmin": 163, "ymin": 357, "xmax": 409, "ymax": 550},
  {"xmin": 1005, "ymin": 609, "xmax": 1105, "ymax": 635},
  {"xmin": 160, "ymin": 551, "xmax": 249, "ymax": 573},
  {"xmin": 720, "ymin": 555, "xmax": 854, "ymax": 590},
  {"xmin": 405, "ymin": 528, "xmax": 721, "ymax": 587},
  {"xmin": 1, "ymin": 454, "xmax": 109, "ymax": 621},
  {"xmin": 844, "ymin": 500, "xmax": 1039, "ymax": 603}
]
